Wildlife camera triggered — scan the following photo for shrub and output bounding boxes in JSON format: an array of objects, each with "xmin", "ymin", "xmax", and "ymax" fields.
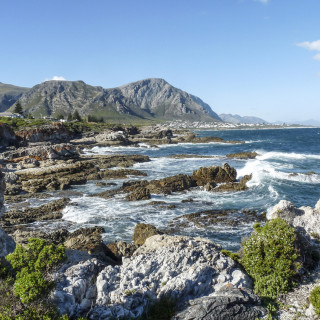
[
  {"xmin": 7, "ymin": 238, "xmax": 66, "ymax": 273},
  {"xmin": 5, "ymin": 238, "xmax": 66, "ymax": 304},
  {"xmin": 310, "ymin": 286, "xmax": 320, "ymax": 316},
  {"xmin": 220, "ymin": 249, "xmax": 240, "ymax": 263},
  {"xmin": 240, "ymin": 218, "xmax": 299, "ymax": 299}
]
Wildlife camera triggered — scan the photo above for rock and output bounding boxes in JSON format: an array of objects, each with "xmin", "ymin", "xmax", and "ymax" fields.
[
  {"xmin": 126, "ymin": 187, "xmax": 151, "ymax": 201},
  {"xmin": 1, "ymin": 197, "xmax": 70, "ymax": 230},
  {"xmin": 173, "ymin": 285, "xmax": 266, "ymax": 320},
  {"xmin": 226, "ymin": 152, "xmax": 258, "ymax": 159},
  {"xmin": 87, "ymin": 235, "xmax": 262, "ymax": 319},
  {"xmin": 106, "ymin": 241, "xmax": 138, "ymax": 260},
  {"xmin": 51, "ymin": 258, "xmax": 103, "ymax": 317},
  {"xmin": 192, "ymin": 163, "xmax": 237, "ymax": 186},
  {"xmin": 205, "ymin": 182, "xmax": 217, "ymax": 191},
  {"xmin": 15, "ymin": 123, "xmax": 72, "ymax": 143},
  {"xmin": 147, "ymin": 174, "xmax": 197, "ymax": 194},
  {"xmin": 212, "ymin": 174, "xmax": 252, "ymax": 192},
  {"xmin": 13, "ymin": 229, "xmax": 70, "ymax": 245},
  {"xmin": 132, "ymin": 223, "xmax": 163, "ymax": 246},
  {"xmin": 64, "ymin": 227, "xmax": 118, "ymax": 264},
  {"xmin": 0, "ymin": 168, "xmax": 16, "ymax": 257},
  {"xmin": 0, "ymin": 143, "xmax": 80, "ymax": 162},
  {"xmin": 268, "ymin": 199, "xmax": 320, "ymax": 237},
  {"xmin": 0, "ymin": 122, "xmax": 17, "ymax": 148}
]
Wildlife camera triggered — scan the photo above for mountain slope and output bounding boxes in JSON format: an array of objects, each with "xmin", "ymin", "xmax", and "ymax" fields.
[
  {"xmin": 11, "ymin": 79, "xmax": 221, "ymax": 122},
  {"xmin": 219, "ymin": 113, "xmax": 268, "ymax": 124},
  {"xmin": 0, "ymin": 82, "xmax": 29, "ymax": 112}
]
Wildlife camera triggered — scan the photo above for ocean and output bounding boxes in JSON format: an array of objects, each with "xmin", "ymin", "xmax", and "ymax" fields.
[{"xmin": 60, "ymin": 127, "xmax": 320, "ymax": 251}]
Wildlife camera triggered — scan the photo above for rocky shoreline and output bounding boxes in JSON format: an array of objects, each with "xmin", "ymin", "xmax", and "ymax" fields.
[{"xmin": 1, "ymin": 122, "xmax": 320, "ymax": 319}]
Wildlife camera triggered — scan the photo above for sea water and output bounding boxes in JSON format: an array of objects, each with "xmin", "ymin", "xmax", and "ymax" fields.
[{"xmin": 61, "ymin": 128, "xmax": 320, "ymax": 250}]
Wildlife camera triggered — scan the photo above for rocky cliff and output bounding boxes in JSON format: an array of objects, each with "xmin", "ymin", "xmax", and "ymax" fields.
[{"xmin": 11, "ymin": 79, "xmax": 221, "ymax": 122}]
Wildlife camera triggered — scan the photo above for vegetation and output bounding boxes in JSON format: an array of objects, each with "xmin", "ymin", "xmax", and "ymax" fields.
[
  {"xmin": 0, "ymin": 238, "xmax": 66, "ymax": 318},
  {"xmin": 220, "ymin": 249, "xmax": 240, "ymax": 263},
  {"xmin": 72, "ymin": 110, "xmax": 82, "ymax": 121},
  {"xmin": 13, "ymin": 102, "xmax": 23, "ymax": 115},
  {"xmin": 310, "ymin": 286, "xmax": 320, "ymax": 316},
  {"xmin": 0, "ymin": 117, "xmax": 49, "ymax": 129},
  {"xmin": 240, "ymin": 219, "xmax": 300, "ymax": 299}
]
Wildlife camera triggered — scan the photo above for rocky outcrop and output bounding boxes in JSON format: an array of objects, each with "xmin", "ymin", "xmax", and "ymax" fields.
[
  {"xmin": 0, "ymin": 122, "xmax": 17, "ymax": 148},
  {"xmin": 226, "ymin": 152, "xmax": 258, "ymax": 159},
  {"xmin": 132, "ymin": 223, "xmax": 163, "ymax": 246},
  {"xmin": 0, "ymin": 168, "xmax": 15, "ymax": 257},
  {"xmin": 268, "ymin": 199, "xmax": 320, "ymax": 238},
  {"xmin": 1, "ymin": 197, "xmax": 70, "ymax": 232},
  {"xmin": 192, "ymin": 163, "xmax": 237, "ymax": 186},
  {"xmin": 5, "ymin": 154, "xmax": 149, "ymax": 194},
  {"xmin": 147, "ymin": 174, "xmax": 197, "ymax": 194},
  {"xmin": 173, "ymin": 285, "xmax": 266, "ymax": 320},
  {"xmin": 0, "ymin": 143, "xmax": 80, "ymax": 162},
  {"xmin": 15, "ymin": 123, "xmax": 72, "ymax": 143},
  {"xmin": 51, "ymin": 234, "xmax": 266, "ymax": 319},
  {"xmin": 212, "ymin": 174, "xmax": 252, "ymax": 192},
  {"xmin": 125, "ymin": 187, "xmax": 151, "ymax": 201}
]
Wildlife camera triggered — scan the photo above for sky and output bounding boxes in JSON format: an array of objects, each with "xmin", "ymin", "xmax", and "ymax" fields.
[{"xmin": 0, "ymin": 0, "xmax": 319, "ymax": 123}]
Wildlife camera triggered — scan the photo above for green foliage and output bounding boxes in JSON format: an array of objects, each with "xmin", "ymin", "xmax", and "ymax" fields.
[
  {"xmin": 72, "ymin": 110, "xmax": 82, "ymax": 121},
  {"xmin": 0, "ymin": 117, "xmax": 49, "ymax": 130},
  {"xmin": 87, "ymin": 114, "xmax": 104, "ymax": 123},
  {"xmin": 0, "ymin": 263, "xmax": 9, "ymax": 279},
  {"xmin": 241, "ymin": 218, "xmax": 299, "ymax": 299},
  {"xmin": 14, "ymin": 270, "xmax": 53, "ymax": 304},
  {"xmin": 220, "ymin": 249, "xmax": 240, "ymax": 263},
  {"xmin": 310, "ymin": 286, "xmax": 320, "ymax": 316},
  {"xmin": 7, "ymin": 238, "xmax": 66, "ymax": 273},
  {"xmin": 5, "ymin": 238, "xmax": 66, "ymax": 303},
  {"xmin": 14, "ymin": 102, "xmax": 23, "ymax": 115},
  {"xmin": 56, "ymin": 113, "xmax": 65, "ymax": 120}
]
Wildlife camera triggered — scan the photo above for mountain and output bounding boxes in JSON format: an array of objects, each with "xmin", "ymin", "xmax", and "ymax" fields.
[
  {"xmin": 0, "ymin": 82, "xmax": 29, "ymax": 112},
  {"xmin": 9, "ymin": 79, "xmax": 221, "ymax": 122},
  {"xmin": 219, "ymin": 113, "xmax": 268, "ymax": 124}
]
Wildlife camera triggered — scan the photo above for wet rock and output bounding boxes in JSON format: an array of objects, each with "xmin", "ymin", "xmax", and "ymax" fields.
[
  {"xmin": 132, "ymin": 223, "xmax": 163, "ymax": 246},
  {"xmin": 212, "ymin": 174, "xmax": 252, "ymax": 192},
  {"xmin": 12, "ymin": 229, "xmax": 70, "ymax": 245},
  {"xmin": 147, "ymin": 174, "xmax": 197, "ymax": 194},
  {"xmin": 169, "ymin": 154, "xmax": 216, "ymax": 159},
  {"xmin": 205, "ymin": 182, "xmax": 217, "ymax": 191},
  {"xmin": 169, "ymin": 208, "xmax": 266, "ymax": 230},
  {"xmin": 192, "ymin": 163, "xmax": 237, "ymax": 186},
  {"xmin": 226, "ymin": 152, "xmax": 259, "ymax": 159},
  {"xmin": 1, "ymin": 197, "xmax": 70, "ymax": 230},
  {"xmin": 126, "ymin": 187, "xmax": 151, "ymax": 201},
  {"xmin": 181, "ymin": 198, "xmax": 193, "ymax": 203}
]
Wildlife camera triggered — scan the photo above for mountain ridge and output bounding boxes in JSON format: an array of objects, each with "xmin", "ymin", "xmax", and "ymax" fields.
[
  {"xmin": 0, "ymin": 82, "xmax": 29, "ymax": 112},
  {"xmin": 219, "ymin": 113, "xmax": 268, "ymax": 124},
  {"xmin": 5, "ymin": 78, "xmax": 221, "ymax": 122}
]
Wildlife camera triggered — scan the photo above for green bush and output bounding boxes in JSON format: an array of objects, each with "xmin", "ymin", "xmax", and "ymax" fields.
[
  {"xmin": 221, "ymin": 249, "xmax": 240, "ymax": 263},
  {"xmin": 310, "ymin": 286, "xmax": 320, "ymax": 316},
  {"xmin": 240, "ymin": 218, "xmax": 299, "ymax": 299},
  {"xmin": 5, "ymin": 238, "xmax": 66, "ymax": 303},
  {"xmin": 14, "ymin": 269, "xmax": 54, "ymax": 303},
  {"xmin": 7, "ymin": 238, "xmax": 66, "ymax": 273}
]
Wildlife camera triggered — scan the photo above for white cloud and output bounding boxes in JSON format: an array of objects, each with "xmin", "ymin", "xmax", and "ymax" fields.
[
  {"xmin": 254, "ymin": 0, "xmax": 269, "ymax": 4},
  {"xmin": 297, "ymin": 40, "xmax": 320, "ymax": 64},
  {"xmin": 297, "ymin": 40, "xmax": 320, "ymax": 51},
  {"xmin": 44, "ymin": 76, "xmax": 67, "ymax": 82}
]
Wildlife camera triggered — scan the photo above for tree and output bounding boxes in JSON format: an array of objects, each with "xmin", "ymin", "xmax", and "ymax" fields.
[
  {"xmin": 56, "ymin": 113, "xmax": 64, "ymax": 120},
  {"xmin": 67, "ymin": 113, "xmax": 72, "ymax": 121},
  {"xmin": 14, "ymin": 102, "xmax": 23, "ymax": 115},
  {"xmin": 72, "ymin": 110, "xmax": 82, "ymax": 121}
]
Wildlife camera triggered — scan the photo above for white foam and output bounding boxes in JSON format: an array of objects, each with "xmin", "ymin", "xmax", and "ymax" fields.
[{"xmin": 257, "ymin": 151, "xmax": 320, "ymax": 161}]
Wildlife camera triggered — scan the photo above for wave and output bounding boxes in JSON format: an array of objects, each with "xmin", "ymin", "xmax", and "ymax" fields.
[{"xmin": 257, "ymin": 151, "xmax": 320, "ymax": 161}]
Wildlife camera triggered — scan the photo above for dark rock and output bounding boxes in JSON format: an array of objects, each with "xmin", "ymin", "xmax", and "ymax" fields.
[
  {"xmin": 132, "ymin": 223, "xmax": 163, "ymax": 246},
  {"xmin": 106, "ymin": 241, "xmax": 138, "ymax": 260},
  {"xmin": 1, "ymin": 197, "xmax": 70, "ymax": 230},
  {"xmin": 212, "ymin": 174, "xmax": 252, "ymax": 192},
  {"xmin": 226, "ymin": 152, "xmax": 258, "ymax": 159},
  {"xmin": 126, "ymin": 187, "xmax": 151, "ymax": 201},
  {"xmin": 0, "ymin": 122, "xmax": 17, "ymax": 148},
  {"xmin": 181, "ymin": 198, "xmax": 194, "ymax": 203},
  {"xmin": 173, "ymin": 285, "xmax": 267, "ymax": 320},
  {"xmin": 147, "ymin": 174, "xmax": 197, "ymax": 194},
  {"xmin": 192, "ymin": 163, "xmax": 237, "ymax": 186}
]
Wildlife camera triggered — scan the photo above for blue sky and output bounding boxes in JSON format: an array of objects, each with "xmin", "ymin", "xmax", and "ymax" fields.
[{"xmin": 0, "ymin": 0, "xmax": 319, "ymax": 122}]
